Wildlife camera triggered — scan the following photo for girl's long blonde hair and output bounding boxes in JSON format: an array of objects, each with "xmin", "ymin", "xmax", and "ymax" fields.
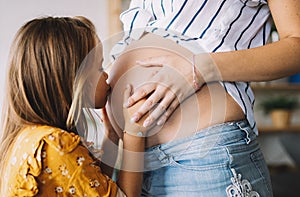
[{"xmin": 0, "ymin": 16, "xmax": 100, "ymax": 192}]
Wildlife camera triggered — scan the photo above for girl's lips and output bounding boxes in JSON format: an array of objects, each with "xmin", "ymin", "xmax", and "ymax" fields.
[{"xmin": 107, "ymin": 85, "xmax": 111, "ymax": 94}]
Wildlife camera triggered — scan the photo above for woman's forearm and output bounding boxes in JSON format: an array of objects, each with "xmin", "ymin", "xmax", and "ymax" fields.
[
  {"xmin": 203, "ymin": 0, "xmax": 300, "ymax": 83},
  {"xmin": 200, "ymin": 37, "xmax": 300, "ymax": 83}
]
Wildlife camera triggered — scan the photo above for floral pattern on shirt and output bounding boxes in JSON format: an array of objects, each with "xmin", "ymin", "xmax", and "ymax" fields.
[{"xmin": 3, "ymin": 125, "xmax": 125, "ymax": 197}]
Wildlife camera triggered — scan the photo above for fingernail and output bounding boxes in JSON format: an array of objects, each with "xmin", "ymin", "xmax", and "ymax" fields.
[
  {"xmin": 131, "ymin": 115, "xmax": 139, "ymax": 123},
  {"xmin": 124, "ymin": 99, "xmax": 132, "ymax": 108},
  {"xmin": 143, "ymin": 118, "xmax": 151, "ymax": 127},
  {"xmin": 123, "ymin": 101, "xmax": 130, "ymax": 108},
  {"xmin": 157, "ymin": 120, "xmax": 163, "ymax": 126},
  {"xmin": 128, "ymin": 98, "xmax": 133, "ymax": 105},
  {"xmin": 157, "ymin": 116, "xmax": 167, "ymax": 126}
]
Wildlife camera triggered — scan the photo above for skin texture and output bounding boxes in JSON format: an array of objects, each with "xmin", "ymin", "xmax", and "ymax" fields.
[{"xmin": 107, "ymin": 37, "xmax": 244, "ymax": 148}]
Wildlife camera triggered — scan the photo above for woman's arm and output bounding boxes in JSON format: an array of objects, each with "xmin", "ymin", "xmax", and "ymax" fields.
[{"xmin": 207, "ymin": 0, "xmax": 300, "ymax": 82}]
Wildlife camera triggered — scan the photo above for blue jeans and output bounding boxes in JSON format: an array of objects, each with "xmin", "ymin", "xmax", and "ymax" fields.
[{"xmin": 142, "ymin": 120, "xmax": 273, "ymax": 197}]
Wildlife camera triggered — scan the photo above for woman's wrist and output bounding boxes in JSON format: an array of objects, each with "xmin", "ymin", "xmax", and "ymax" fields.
[
  {"xmin": 191, "ymin": 54, "xmax": 201, "ymax": 90},
  {"xmin": 194, "ymin": 53, "xmax": 220, "ymax": 83}
]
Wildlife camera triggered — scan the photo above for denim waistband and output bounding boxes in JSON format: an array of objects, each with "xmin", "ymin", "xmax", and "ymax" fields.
[
  {"xmin": 145, "ymin": 119, "xmax": 255, "ymax": 155},
  {"xmin": 143, "ymin": 120, "xmax": 257, "ymax": 171}
]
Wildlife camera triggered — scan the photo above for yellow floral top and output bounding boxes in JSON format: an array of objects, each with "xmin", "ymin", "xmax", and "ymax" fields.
[{"xmin": 3, "ymin": 125, "xmax": 125, "ymax": 197}]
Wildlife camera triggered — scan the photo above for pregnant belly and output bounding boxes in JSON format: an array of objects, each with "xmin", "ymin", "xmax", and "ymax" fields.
[{"xmin": 106, "ymin": 34, "xmax": 244, "ymax": 148}]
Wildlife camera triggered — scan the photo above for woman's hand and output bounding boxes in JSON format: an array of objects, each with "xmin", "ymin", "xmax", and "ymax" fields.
[{"xmin": 124, "ymin": 54, "xmax": 206, "ymax": 128}]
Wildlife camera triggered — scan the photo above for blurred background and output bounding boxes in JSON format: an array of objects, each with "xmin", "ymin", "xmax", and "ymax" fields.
[{"xmin": 1, "ymin": 1, "xmax": 300, "ymax": 196}]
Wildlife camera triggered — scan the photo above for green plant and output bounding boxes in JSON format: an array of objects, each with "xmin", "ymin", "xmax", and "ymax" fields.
[{"xmin": 260, "ymin": 96, "xmax": 298, "ymax": 114}]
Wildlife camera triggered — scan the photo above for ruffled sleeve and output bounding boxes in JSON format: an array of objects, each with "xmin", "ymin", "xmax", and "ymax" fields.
[
  {"xmin": 4, "ymin": 125, "xmax": 125, "ymax": 197},
  {"xmin": 110, "ymin": 0, "xmax": 153, "ymax": 61},
  {"xmin": 120, "ymin": 7, "xmax": 152, "ymax": 39},
  {"xmin": 120, "ymin": 0, "xmax": 153, "ymax": 38},
  {"xmin": 41, "ymin": 127, "xmax": 123, "ymax": 196},
  {"xmin": 4, "ymin": 126, "xmax": 55, "ymax": 196},
  {"xmin": 43, "ymin": 129, "xmax": 80, "ymax": 153}
]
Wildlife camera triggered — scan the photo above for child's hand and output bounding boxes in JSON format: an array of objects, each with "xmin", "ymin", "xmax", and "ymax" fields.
[
  {"xmin": 123, "ymin": 85, "xmax": 150, "ymax": 137},
  {"xmin": 100, "ymin": 107, "xmax": 121, "ymax": 142}
]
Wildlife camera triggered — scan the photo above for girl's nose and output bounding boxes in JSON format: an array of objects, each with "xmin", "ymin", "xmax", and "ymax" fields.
[{"xmin": 103, "ymin": 71, "xmax": 108, "ymax": 79}]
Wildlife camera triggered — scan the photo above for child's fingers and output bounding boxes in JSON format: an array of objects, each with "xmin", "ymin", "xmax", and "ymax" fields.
[
  {"xmin": 123, "ymin": 84, "xmax": 132, "ymax": 107},
  {"xmin": 124, "ymin": 83, "xmax": 156, "ymax": 108}
]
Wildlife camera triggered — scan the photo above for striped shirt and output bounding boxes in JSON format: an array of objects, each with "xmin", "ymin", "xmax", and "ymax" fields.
[{"xmin": 113, "ymin": 0, "xmax": 272, "ymax": 134}]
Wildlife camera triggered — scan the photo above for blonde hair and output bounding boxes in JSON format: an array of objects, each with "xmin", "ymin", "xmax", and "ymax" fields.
[{"xmin": 0, "ymin": 16, "xmax": 100, "ymax": 192}]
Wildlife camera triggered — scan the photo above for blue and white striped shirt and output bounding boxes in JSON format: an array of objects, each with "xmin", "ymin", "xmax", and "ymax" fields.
[{"xmin": 113, "ymin": 0, "xmax": 273, "ymax": 134}]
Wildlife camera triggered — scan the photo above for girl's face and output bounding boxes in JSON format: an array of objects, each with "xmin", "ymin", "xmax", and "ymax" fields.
[
  {"xmin": 94, "ymin": 66, "xmax": 110, "ymax": 108},
  {"xmin": 88, "ymin": 44, "xmax": 111, "ymax": 109}
]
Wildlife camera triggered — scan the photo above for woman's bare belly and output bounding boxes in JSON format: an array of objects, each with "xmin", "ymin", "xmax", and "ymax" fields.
[{"xmin": 107, "ymin": 33, "xmax": 244, "ymax": 148}]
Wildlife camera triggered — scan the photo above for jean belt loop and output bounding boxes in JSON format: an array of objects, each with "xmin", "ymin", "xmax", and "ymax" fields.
[
  {"xmin": 236, "ymin": 121, "xmax": 251, "ymax": 144},
  {"xmin": 153, "ymin": 146, "xmax": 172, "ymax": 165}
]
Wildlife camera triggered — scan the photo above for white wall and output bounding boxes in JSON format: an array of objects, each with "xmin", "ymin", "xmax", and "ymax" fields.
[{"xmin": 0, "ymin": 0, "xmax": 110, "ymax": 120}]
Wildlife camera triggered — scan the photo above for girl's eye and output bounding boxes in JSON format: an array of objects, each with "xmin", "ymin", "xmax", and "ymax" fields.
[{"xmin": 98, "ymin": 59, "xmax": 104, "ymax": 72}]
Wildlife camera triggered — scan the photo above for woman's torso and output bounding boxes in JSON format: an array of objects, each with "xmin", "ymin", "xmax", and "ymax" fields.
[
  {"xmin": 114, "ymin": 0, "xmax": 272, "ymax": 138},
  {"xmin": 107, "ymin": 33, "xmax": 244, "ymax": 148}
]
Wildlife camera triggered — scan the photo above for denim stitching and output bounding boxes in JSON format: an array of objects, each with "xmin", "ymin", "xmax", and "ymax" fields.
[
  {"xmin": 226, "ymin": 168, "xmax": 260, "ymax": 197},
  {"xmin": 250, "ymin": 149, "xmax": 273, "ymax": 195}
]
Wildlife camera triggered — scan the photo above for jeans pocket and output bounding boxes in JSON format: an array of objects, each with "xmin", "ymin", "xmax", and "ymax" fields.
[{"xmin": 169, "ymin": 146, "xmax": 229, "ymax": 171}]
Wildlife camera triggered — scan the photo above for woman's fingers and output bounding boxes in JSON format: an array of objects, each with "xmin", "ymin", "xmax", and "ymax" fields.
[
  {"xmin": 136, "ymin": 55, "xmax": 168, "ymax": 67},
  {"xmin": 130, "ymin": 85, "xmax": 168, "ymax": 124},
  {"xmin": 157, "ymin": 98, "xmax": 180, "ymax": 126},
  {"xmin": 143, "ymin": 90, "xmax": 176, "ymax": 127},
  {"xmin": 124, "ymin": 83, "xmax": 156, "ymax": 108}
]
